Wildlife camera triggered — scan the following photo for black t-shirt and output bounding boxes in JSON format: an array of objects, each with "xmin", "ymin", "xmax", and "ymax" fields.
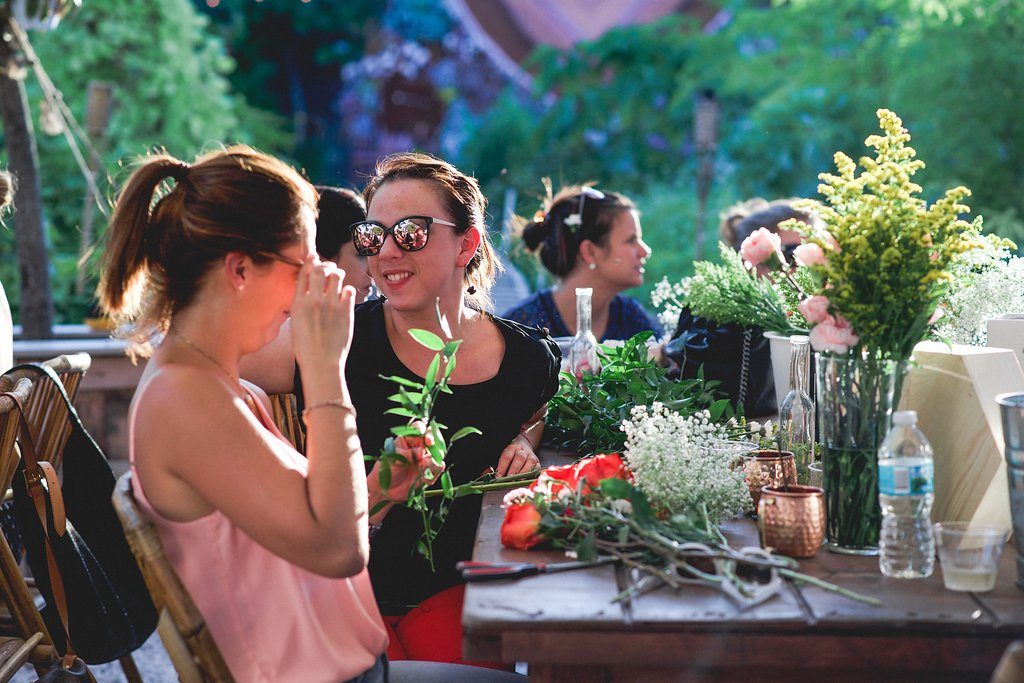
[{"xmin": 301, "ymin": 299, "xmax": 560, "ymax": 613}]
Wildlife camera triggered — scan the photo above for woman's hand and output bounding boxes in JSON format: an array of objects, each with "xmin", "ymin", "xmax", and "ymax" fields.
[
  {"xmin": 369, "ymin": 429, "xmax": 445, "ymax": 503},
  {"xmin": 290, "ymin": 257, "xmax": 355, "ymax": 377},
  {"xmin": 495, "ymin": 435, "xmax": 541, "ymax": 477}
]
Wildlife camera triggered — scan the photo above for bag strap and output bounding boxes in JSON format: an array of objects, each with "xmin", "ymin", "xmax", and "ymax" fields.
[{"xmin": 0, "ymin": 386, "xmax": 79, "ymax": 669}]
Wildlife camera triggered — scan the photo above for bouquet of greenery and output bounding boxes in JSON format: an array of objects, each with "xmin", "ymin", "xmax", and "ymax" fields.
[
  {"xmin": 371, "ymin": 306, "xmax": 538, "ymax": 569},
  {"xmin": 651, "ymin": 245, "xmax": 812, "ymax": 336},
  {"xmin": 544, "ymin": 332, "xmax": 733, "ymax": 454}
]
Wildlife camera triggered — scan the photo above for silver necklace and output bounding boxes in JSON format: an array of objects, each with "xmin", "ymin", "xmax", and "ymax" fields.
[{"xmin": 172, "ymin": 332, "xmax": 254, "ymax": 406}]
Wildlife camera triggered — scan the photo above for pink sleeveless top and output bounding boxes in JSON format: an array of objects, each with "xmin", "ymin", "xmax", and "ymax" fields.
[{"xmin": 129, "ymin": 385, "xmax": 388, "ymax": 683}]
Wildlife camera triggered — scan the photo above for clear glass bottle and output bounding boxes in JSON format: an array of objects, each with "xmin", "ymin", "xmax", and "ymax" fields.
[
  {"xmin": 568, "ymin": 287, "xmax": 600, "ymax": 379},
  {"xmin": 778, "ymin": 335, "xmax": 814, "ymax": 474}
]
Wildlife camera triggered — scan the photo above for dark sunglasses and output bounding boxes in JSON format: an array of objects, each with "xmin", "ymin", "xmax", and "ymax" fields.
[{"xmin": 350, "ymin": 215, "xmax": 457, "ymax": 256}]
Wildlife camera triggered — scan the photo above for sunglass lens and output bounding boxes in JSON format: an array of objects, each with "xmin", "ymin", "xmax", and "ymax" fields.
[
  {"xmin": 353, "ymin": 223, "xmax": 384, "ymax": 255},
  {"xmin": 393, "ymin": 218, "xmax": 429, "ymax": 251}
]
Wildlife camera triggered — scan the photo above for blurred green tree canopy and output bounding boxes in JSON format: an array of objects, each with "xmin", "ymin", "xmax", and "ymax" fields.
[
  {"xmin": 0, "ymin": 0, "xmax": 286, "ymax": 322},
  {"xmin": 459, "ymin": 0, "xmax": 1024, "ymax": 303}
]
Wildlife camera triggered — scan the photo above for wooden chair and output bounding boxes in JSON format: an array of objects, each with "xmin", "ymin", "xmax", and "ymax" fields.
[
  {"xmin": 0, "ymin": 632, "xmax": 43, "ymax": 682},
  {"xmin": 0, "ymin": 378, "xmax": 58, "ymax": 676},
  {"xmin": 0, "ymin": 357, "xmax": 140, "ymax": 683},
  {"xmin": 268, "ymin": 392, "xmax": 305, "ymax": 453},
  {"xmin": 0, "ymin": 353, "xmax": 91, "ymax": 469},
  {"xmin": 112, "ymin": 473, "xmax": 235, "ymax": 683}
]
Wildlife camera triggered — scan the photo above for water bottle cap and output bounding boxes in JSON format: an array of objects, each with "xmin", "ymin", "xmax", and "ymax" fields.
[{"xmin": 892, "ymin": 410, "xmax": 917, "ymax": 425}]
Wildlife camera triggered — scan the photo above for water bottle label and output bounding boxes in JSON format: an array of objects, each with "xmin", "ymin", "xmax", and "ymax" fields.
[{"xmin": 879, "ymin": 461, "xmax": 934, "ymax": 496}]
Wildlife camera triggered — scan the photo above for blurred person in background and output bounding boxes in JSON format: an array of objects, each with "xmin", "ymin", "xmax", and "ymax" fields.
[
  {"xmin": 503, "ymin": 184, "xmax": 662, "ymax": 342},
  {"xmin": 665, "ymin": 200, "xmax": 819, "ymax": 417}
]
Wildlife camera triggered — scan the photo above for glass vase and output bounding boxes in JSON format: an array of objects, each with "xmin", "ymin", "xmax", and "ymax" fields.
[{"xmin": 815, "ymin": 353, "xmax": 905, "ymax": 555}]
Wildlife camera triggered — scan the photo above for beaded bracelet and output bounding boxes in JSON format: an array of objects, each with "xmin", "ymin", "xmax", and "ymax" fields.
[{"xmin": 301, "ymin": 399, "xmax": 356, "ymax": 424}]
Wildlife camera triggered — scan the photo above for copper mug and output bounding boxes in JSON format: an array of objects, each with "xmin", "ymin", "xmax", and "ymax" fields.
[
  {"xmin": 742, "ymin": 450, "xmax": 798, "ymax": 508},
  {"xmin": 758, "ymin": 485, "xmax": 826, "ymax": 558}
]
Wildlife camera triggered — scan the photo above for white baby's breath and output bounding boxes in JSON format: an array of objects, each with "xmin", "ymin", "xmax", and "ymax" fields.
[
  {"xmin": 621, "ymin": 404, "xmax": 751, "ymax": 524},
  {"xmin": 936, "ymin": 255, "xmax": 1024, "ymax": 345},
  {"xmin": 651, "ymin": 276, "xmax": 690, "ymax": 333}
]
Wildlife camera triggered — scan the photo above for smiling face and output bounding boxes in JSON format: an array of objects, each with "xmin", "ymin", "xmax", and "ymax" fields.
[
  {"xmin": 365, "ymin": 178, "xmax": 471, "ymax": 312},
  {"xmin": 590, "ymin": 209, "xmax": 651, "ymax": 290}
]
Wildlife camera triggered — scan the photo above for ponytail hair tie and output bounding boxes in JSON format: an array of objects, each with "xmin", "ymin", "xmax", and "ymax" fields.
[{"xmin": 168, "ymin": 162, "xmax": 191, "ymax": 184}]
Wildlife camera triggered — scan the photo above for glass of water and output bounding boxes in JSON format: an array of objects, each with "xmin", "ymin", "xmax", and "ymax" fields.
[{"xmin": 933, "ymin": 522, "xmax": 1010, "ymax": 592}]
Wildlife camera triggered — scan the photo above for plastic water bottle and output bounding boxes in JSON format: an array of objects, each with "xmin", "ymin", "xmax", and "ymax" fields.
[{"xmin": 878, "ymin": 410, "xmax": 935, "ymax": 578}]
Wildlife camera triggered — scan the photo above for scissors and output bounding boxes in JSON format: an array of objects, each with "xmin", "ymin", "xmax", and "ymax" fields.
[{"xmin": 457, "ymin": 556, "xmax": 618, "ymax": 582}]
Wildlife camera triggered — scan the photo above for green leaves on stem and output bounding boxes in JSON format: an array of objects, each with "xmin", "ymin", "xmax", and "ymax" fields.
[
  {"xmin": 545, "ymin": 331, "xmax": 733, "ymax": 453},
  {"xmin": 372, "ymin": 308, "xmax": 482, "ymax": 571}
]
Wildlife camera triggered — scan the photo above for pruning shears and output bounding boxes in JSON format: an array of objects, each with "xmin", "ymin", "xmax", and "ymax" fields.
[{"xmin": 457, "ymin": 556, "xmax": 618, "ymax": 582}]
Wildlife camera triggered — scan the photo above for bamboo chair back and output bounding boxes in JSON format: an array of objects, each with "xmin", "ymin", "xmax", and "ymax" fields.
[
  {"xmin": 112, "ymin": 473, "xmax": 235, "ymax": 683},
  {"xmin": 0, "ymin": 378, "xmax": 57, "ymax": 669},
  {"xmin": 268, "ymin": 392, "xmax": 305, "ymax": 454},
  {"xmin": 0, "ymin": 353, "xmax": 91, "ymax": 470}
]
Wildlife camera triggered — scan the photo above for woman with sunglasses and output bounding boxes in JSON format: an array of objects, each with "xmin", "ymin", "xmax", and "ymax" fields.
[
  {"xmin": 101, "ymin": 147, "xmax": 520, "ymax": 682},
  {"xmin": 243, "ymin": 152, "xmax": 559, "ymax": 667},
  {"xmin": 503, "ymin": 184, "xmax": 661, "ymax": 342}
]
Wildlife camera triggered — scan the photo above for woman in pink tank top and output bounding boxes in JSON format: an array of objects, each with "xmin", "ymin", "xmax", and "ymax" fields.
[{"xmin": 97, "ymin": 147, "xmax": 521, "ymax": 683}]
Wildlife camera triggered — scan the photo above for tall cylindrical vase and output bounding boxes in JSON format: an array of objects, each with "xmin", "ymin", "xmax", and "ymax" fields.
[{"xmin": 815, "ymin": 354, "xmax": 904, "ymax": 555}]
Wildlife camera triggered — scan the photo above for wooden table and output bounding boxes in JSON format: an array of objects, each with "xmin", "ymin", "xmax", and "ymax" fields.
[{"xmin": 463, "ymin": 490, "xmax": 1024, "ymax": 682}]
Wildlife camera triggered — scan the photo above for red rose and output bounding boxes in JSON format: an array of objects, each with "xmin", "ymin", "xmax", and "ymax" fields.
[
  {"xmin": 500, "ymin": 502, "xmax": 544, "ymax": 549},
  {"xmin": 576, "ymin": 453, "xmax": 633, "ymax": 493}
]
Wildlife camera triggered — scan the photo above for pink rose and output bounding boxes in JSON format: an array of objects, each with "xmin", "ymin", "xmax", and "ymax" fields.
[
  {"xmin": 793, "ymin": 242, "xmax": 826, "ymax": 267},
  {"xmin": 809, "ymin": 315, "xmax": 860, "ymax": 354},
  {"xmin": 739, "ymin": 228, "xmax": 785, "ymax": 267},
  {"xmin": 798, "ymin": 295, "xmax": 832, "ymax": 324}
]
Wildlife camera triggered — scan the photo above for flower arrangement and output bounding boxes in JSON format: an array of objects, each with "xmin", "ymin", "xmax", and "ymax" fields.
[
  {"xmin": 779, "ymin": 109, "xmax": 985, "ymax": 360},
  {"xmin": 620, "ymin": 404, "xmax": 751, "ymax": 524},
  {"xmin": 544, "ymin": 331, "xmax": 733, "ymax": 454},
  {"xmin": 499, "ymin": 454, "xmax": 878, "ymax": 606},
  {"xmin": 651, "ymin": 245, "xmax": 812, "ymax": 336},
  {"xmin": 934, "ymin": 235, "xmax": 1021, "ymax": 345},
  {"xmin": 745, "ymin": 109, "xmax": 988, "ymax": 552}
]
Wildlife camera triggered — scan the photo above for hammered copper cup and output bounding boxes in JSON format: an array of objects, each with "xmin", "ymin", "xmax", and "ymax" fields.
[
  {"xmin": 758, "ymin": 485, "xmax": 826, "ymax": 558},
  {"xmin": 741, "ymin": 450, "xmax": 798, "ymax": 508}
]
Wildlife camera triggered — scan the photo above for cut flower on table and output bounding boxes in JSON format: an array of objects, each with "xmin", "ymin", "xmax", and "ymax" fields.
[{"xmin": 498, "ymin": 453, "xmax": 879, "ymax": 608}]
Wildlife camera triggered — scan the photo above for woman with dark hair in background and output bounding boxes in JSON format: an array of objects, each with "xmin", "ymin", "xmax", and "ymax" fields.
[
  {"xmin": 314, "ymin": 185, "xmax": 373, "ymax": 302},
  {"xmin": 665, "ymin": 200, "xmax": 819, "ymax": 417},
  {"xmin": 502, "ymin": 184, "xmax": 661, "ymax": 341}
]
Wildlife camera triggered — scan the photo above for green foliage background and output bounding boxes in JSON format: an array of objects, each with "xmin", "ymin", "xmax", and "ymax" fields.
[
  {"xmin": 0, "ymin": 0, "xmax": 287, "ymax": 323},
  {"xmin": 458, "ymin": 0, "xmax": 1024, "ymax": 307},
  {"xmin": 3, "ymin": 0, "xmax": 1024, "ymax": 325}
]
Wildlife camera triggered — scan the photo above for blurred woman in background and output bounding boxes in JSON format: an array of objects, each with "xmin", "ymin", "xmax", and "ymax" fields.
[{"xmin": 503, "ymin": 184, "xmax": 661, "ymax": 341}]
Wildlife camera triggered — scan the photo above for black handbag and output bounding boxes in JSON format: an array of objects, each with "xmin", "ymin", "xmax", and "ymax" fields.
[
  {"xmin": 665, "ymin": 308, "xmax": 777, "ymax": 418},
  {"xmin": 3, "ymin": 363, "xmax": 157, "ymax": 665}
]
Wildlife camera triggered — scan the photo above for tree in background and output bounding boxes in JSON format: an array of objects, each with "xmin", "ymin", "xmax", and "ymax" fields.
[
  {"xmin": 194, "ymin": 0, "xmax": 381, "ymax": 182},
  {"xmin": 459, "ymin": 0, "xmax": 1024, "ymax": 303},
  {"xmin": 0, "ymin": 0, "xmax": 285, "ymax": 324}
]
